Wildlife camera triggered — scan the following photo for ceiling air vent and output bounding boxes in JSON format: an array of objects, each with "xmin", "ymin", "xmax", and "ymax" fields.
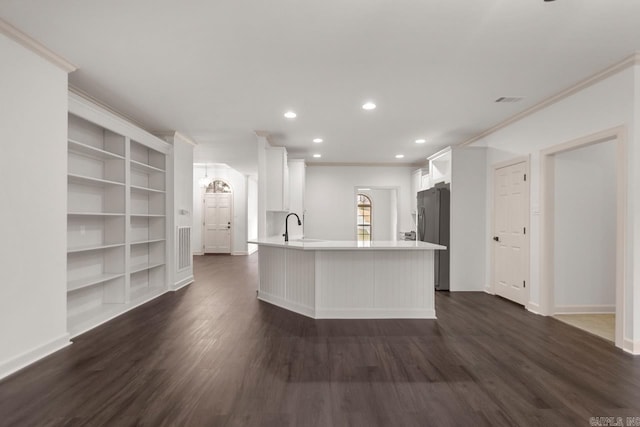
[{"xmin": 495, "ymin": 96, "xmax": 523, "ymax": 103}]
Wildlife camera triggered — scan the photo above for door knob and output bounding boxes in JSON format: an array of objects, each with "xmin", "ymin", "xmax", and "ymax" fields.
[{"xmin": 493, "ymin": 236, "xmax": 499, "ymax": 242}]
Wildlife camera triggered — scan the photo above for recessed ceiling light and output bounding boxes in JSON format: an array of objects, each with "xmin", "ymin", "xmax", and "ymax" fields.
[
  {"xmin": 284, "ymin": 111, "xmax": 297, "ymax": 119},
  {"xmin": 362, "ymin": 102, "xmax": 376, "ymax": 110},
  {"xmin": 313, "ymin": 154, "xmax": 322, "ymax": 158},
  {"xmin": 395, "ymin": 154, "xmax": 405, "ymax": 159},
  {"xmin": 313, "ymin": 138, "xmax": 323, "ymax": 143},
  {"xmin": 415, "ymin": 139, "xmax": 426, "ymax": 144}
]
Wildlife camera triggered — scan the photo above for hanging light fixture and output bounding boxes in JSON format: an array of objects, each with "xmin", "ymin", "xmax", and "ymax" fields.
[{"xmin": 199, "ymin": 164, "xmax": 212, "ymax": 188}]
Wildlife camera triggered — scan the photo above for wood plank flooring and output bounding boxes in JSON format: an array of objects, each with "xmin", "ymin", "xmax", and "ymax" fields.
[{"xmin": 1, "ymin": 254, "xmax": 639, "ymax": 426}]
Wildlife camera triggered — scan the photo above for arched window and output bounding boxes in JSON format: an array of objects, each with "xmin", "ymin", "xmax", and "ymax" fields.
[
  {"xmin": 356, "ymin": 194, "xmax": 372, "ymax": 241},
  {"xmin": 206, "ymin": 180, "xmax": 232, "ymax": 194}
]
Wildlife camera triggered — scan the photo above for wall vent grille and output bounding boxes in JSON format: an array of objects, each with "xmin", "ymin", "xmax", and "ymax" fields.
[
  {"xmin": 495, "ymin": 96, "xmax": 523, "ymax": 103},
  {"xmin": 177, "ymin": 226, "xmax": 192, "ymax": 271}
]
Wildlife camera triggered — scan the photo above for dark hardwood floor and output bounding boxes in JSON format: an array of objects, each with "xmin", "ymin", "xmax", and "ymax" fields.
[{"xmin": 1, "ymin": 254, "xmax": 639, "ymax": 426}]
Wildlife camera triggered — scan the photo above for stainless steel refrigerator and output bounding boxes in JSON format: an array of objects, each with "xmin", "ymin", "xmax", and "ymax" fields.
[{"xmin": 417, "ymin": 184, "xmax": 450, "ymax": 291}]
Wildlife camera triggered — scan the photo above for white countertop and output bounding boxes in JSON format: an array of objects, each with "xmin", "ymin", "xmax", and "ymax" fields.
[{"xmin": 248, "ymin": 237, "xmax": 446, "ymax": 251}]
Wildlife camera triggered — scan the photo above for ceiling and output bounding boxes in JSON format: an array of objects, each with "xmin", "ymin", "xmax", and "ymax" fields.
[{"xmin": 2, "ymin": 1, "xmax": 640, "ymax": 175}]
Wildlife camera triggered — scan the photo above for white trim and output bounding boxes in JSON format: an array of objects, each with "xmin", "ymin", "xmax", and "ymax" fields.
[
  {"xmin": 193, "ymin": 251, "xmax": 205, "ymax": 256},
  {"xmin": 554, "ymin": 305, "xmax": 615, "ymax": 314},
  {"xmin": 484, "ymin": 286, "xmax": 495, "ymax": 295},
  {"xmin": 248, "ymin": 245, "xmax": 258, "ymax": 255},
  {"xmin": 69, "ymin": 86, "xmax": 149, "ymax": 131},
  {"xmin": 156, "ymin": 131, "xmax": 199, "ymax": 147},
  {"xmin": 172, "ymin": 276, "xmax": 194, "ymax": 291},
  {"xmin": 69, "ymin": 91, "xmax": 171, "ymax": 154},
  {"xmin": 174, "ymin": 132, "xmax": 198, "ymax": 146},
  {"xmin": 526, "ymin": 302, "xmax": 542, "ymax": 315},
  {"xmin": 0, "ymin": 18, "xmax": 77, "ymax": 72},
  {"xmin": 69, "ymin": 289, "xmax": 169, "ymax": 338},
  {"xmin": 461, "ymin": 52, "xmax": 640, "ymax": 146},
  {"xmin": 231, "ymin": 251, "xmax": 249, "ymax": 256},
  {"xmin": 0, "ymin": 334, "xmax": 71, "ymax": 380},
  {"xmin": 316, "ymin": 308, "xmax": 436, "ymax": 319},
  {"xmin": 539, "ymin": 126, "xmax": 627, "ymax": 350},
  {"xmin": 427, "ymin": 146, "xmax": 452, "ymax": 161},
  {"xmin": 623, "ymin": 339, "xmax": 640, "ymax": 355},
  {"xmin": 258, "ymin": 291, "xmax": 315, "ymax": 318}
]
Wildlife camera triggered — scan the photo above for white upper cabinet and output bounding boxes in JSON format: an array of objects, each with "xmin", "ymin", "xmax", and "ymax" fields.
[{"xmin": 428, "ymin": 148, "xmax": 452, "ymax": 185}]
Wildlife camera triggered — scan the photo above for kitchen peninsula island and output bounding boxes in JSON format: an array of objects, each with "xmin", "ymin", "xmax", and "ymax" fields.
[{"xmin": 248, "ymin": 238, "xmax": 446, "ymax": 319}]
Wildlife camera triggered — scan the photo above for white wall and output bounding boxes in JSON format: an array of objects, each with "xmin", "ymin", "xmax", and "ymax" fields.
[
  {"xmin": 476, "ymin": 64, "xmax": 637, "ymax": 350},
  {"xmin": 305, "ymin": 165, "xmax": 413, "ymax": 240},
  {"xmin": 170, "ymin": 136, "xmax": 194, "ymax": 287},
  {"xmin": 554, "ymin": 140, "xmax": 617, "ymax": 311},
  {"xmin": 450, "ymin": 147, "xmax": 487, "ymax": 291},
  {"xmin": 0, "ymin": 34, "xmax": 70, "ymax": 378},
  {"xmin": 247, "ymin": 176, "xmax": 258, "ymax": 254},
  {"xmin": 192, "ymin": 164, "xmax": 249, "ymax": 255}
]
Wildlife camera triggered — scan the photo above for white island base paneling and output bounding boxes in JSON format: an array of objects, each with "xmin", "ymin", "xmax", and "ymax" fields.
[{"xmin": 257, "ymin": 245, "xmax": 436, "ymax": 319}]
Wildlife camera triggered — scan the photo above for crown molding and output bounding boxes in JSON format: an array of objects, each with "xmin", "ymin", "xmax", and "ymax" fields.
[
  {"xmin": 153, "ymin": 131, "xmax": 199, "ymax": 146},
  {"xmin": 69, "ymin": 85, "xmax": 150, "ymax": 130},
  {"xmin": 174, "ymin": 132, "xmax": 198, "ymax": 146},
  {"xmin": 69, "ymin": 91, "xmax": 170, "ymax": 154},
  {"xmin": 0, "ymin": 18, "xmax": 76, "ymax": 73},
  {"xmin": 461, "ymin": 51, "xmax": 640, "ymax": 146}
]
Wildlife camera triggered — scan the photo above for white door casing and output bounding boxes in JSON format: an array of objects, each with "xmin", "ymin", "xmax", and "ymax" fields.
[
  {"xmin": 204, "ymin": 193, "xmax": 232, "ymax": 253},
  {"xmin": 539, "ymin": 126, "xmax": 626, "ymax": 350},
  {"xmin": 492, "ymin": 159, "xmax": 530, "ymax": 306}
]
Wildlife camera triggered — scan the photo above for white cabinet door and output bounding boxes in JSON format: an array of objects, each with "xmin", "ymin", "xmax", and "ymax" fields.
[{"xmin": 204, "ymin": 193, "xmax": 232, "ymax": 253}]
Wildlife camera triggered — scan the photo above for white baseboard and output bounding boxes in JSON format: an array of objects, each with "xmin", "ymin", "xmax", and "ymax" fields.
[
  {"xmin": 193, "ymin": 251, "xmax": 204, "ymax": 256},
  {"xmin": 484, "ymin": 286, "xmax": 495, "ymax": 295},
  {"xmin": 231, "ymin": 251, "xmax": 249, "ymax": 256},
  {"xmin": 623, "ymin": 338, "xmax": 640, "ymax": 355},
  {"xmin": 315, "ymin": 307, "xmax": 436, "ymax": 319},
  {"xmin": 526, "ymin": 302, "xmax": 543, "ymax": 315},
  {"xmin": 554, "ymin": 305, "xmax": 615, "ymax": 314},
  {"xmin": 0, "ymin": 334, "xmax": 71, "ymax": 381},
  {"xmin": 172, "ymin": 275, "xmax": 194, "ymax": 291},
  {"xmin": 248, "ymin": 245, "xmax": 258, "ymax": 255},
  {"xmin": 258, "ymin": 291, "xmax": 315, "ymax": 318}
]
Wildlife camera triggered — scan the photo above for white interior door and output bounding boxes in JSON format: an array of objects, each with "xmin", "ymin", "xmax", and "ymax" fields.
[
  {"xmin": 493, "ymin": 161, "xmax": 529, "ymax": 305},
  {"xmin": 204, "ymin": 193, "xmax": 232, "ymax": 253}
]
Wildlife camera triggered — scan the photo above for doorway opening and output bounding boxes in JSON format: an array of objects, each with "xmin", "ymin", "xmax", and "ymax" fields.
[
  {"xmin": 356, "ymin": 194, "xmax": 372, "ymax": 242},
  {"xmin": 203, "ymin": 179, "xmax": 233, "ymax": 254},
  {"xmin": 540, "ymin": 126, "xmax": 626, "ymax": 349},
  {"xmin": 353, "ymin": 187, "xmax": 398, "ymax": 242}
]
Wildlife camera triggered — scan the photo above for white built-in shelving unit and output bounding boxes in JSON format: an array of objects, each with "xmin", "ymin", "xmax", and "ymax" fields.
[{"xmin": 66, "ymin": 93, "xmax": 171, "ymax": 337}]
